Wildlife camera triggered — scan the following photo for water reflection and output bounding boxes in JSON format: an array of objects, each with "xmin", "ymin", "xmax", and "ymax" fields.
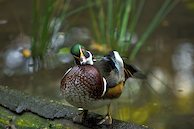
[
  {"xmin": 148, "ymin": 68, "xmax": 169, "ymax": 94},
  {"xmin": 172, "ymin": 42, "xmax": 194, "ymax": 97}
]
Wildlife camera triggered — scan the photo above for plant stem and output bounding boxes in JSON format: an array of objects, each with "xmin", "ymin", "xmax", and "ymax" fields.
[
  {"xmin": 118, "ymin": 0, "xmax": 132, "ymax": 52},
  {"xmin": 129, "ymin": 0, "xmax": 179, "ymax": 61},
  {"xmin": 126, "ymin": 0, "xmax": 145, "ymax": 51}
]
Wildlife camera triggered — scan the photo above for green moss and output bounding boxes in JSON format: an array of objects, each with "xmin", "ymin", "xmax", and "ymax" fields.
[
  {"xmin": 0, "ymin": 107, "xmax": 13, "ymax": 125},
  {"xmin": 0, "ymin": 106, "xmax": 63, "ymax": 129},
  {"xmin": 0, "ymin": 118, "xmax": 9, "ymax": 125}
]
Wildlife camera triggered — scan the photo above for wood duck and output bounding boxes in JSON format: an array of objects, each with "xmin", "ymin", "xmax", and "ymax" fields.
[
  {"xmin": 60, "ymin": 44, "xmax": 145, "ymax": 125},
  {"xmin": 3, "ymin": 34, "xmax": 32, "ymax": 76}
]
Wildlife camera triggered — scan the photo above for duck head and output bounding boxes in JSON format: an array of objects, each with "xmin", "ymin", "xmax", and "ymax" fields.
[{"xmin": 70, "ymin": 44, "xmax": 93, "ymax": 65}]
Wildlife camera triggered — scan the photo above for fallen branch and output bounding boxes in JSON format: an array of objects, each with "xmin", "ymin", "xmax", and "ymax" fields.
[{"xmin": 0, "ymin": 85, "xmax": 150, "ymax": 129}]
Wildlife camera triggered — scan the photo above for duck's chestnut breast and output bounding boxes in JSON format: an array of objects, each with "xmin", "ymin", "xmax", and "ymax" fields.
[{"xmin": 61, "ymin": 65, "xmax": 104, "ymax": 99}]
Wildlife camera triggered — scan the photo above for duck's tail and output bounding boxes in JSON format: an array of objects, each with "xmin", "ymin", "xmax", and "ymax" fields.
[{"xmin": 124, "ymin": 62, "xmax": 146, "ymax": 80}]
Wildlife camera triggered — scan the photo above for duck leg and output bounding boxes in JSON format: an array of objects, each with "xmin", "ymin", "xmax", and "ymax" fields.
[
  {"xmin": 73, "ymin": 108, "xmax": 88, "ymax": 123},
  {"xmin": 97, "ymin": 104, "xmax": 112, "ymax": 125}
]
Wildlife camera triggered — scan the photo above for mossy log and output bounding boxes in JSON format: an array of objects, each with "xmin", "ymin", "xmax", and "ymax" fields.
[{"xmin": 0, "ymin": 85, "xmax": 150, "ymax": 129}]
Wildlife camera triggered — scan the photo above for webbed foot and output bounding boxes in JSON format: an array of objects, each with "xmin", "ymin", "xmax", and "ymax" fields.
[{"xmin": 97, "ymin": 104, "xmax": 112, "ymax": 125}]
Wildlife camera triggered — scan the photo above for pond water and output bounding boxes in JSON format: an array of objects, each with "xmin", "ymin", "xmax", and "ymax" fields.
[{"xmin": 0, "ymin": 0, "xmax": 194, "ymax": 129}]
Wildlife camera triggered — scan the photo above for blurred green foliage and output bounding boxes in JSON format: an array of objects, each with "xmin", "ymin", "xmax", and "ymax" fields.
[
  {"xmin": 31, "ymin": 0, "xmax": 70, "ymax": 59},
  {"xmin": 87, "ymin": 0, "xmax": 180, "ymax": 60}
]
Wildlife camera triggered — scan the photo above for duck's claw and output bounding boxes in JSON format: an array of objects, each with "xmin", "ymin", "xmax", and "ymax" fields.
[
  {"xmin": 97, "ymin": 114, "xmax": 112, "ymax": 125},
  {"xmin": 97, "ymin": 103, "xmax": 112, "ymax": 125},
  {"xmin": 73, "ymin": 109, "xmax": 88, "ymax": 123}
]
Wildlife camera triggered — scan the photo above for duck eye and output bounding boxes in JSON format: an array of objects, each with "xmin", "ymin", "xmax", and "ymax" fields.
[{"xmin": 84, "ymin": 51, "xmax": 90, "ymax": 58}]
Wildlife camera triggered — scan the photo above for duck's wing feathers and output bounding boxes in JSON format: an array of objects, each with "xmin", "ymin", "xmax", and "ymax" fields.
[
  {"xmin": 94, "ymin": 58, "xmax": 124, "ymax": 89},
  {"xmin": 124, "ymin": 62, "xmax": 146, "ymax": 80}
]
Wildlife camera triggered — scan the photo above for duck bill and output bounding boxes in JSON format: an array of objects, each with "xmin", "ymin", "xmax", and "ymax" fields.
[
  {"xmin": 79, "ymin": 46, "xmax": 87, "ymax": 64},
  {"xmin": 22, "ymin": 48, "xmax": 31, "ymax": 58}
]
